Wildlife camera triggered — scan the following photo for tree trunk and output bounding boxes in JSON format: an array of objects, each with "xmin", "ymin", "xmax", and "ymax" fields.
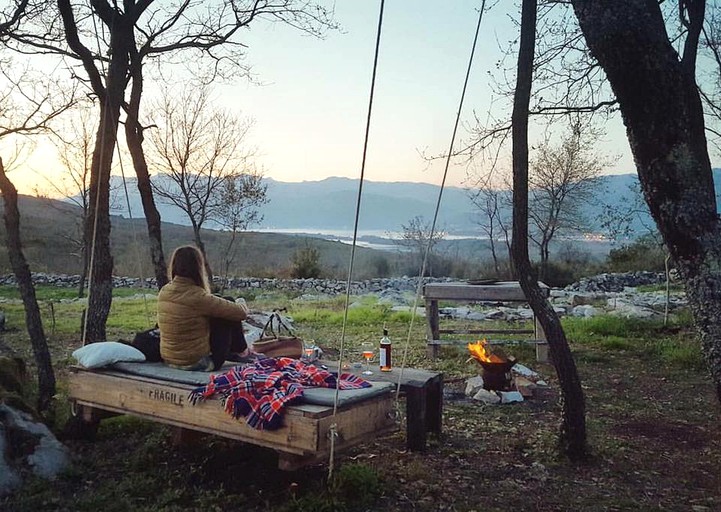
[
  {"xmin": 83, "ymin": 99, "xmax": 117, "ymax": 343},
  {"xmin": 125, "ymin": 55, "xmax": 168, "ymax": 289},
  {"xmin": 77, "ymin": 241, "xmax": 87, "ymax": 298},
  {"xmin": 192, "ymin": 225, "xmax": 213, "ymax": 283},
  {"xmin": 571, "ymin": 0, "xmax": 721, "ymax": 403},
  {"xmin": 511, "ymin": 0, "xmax": 587, "ymax": 459},
  {"xmin": 0, "ymin": 157, "xmax": 56, "ymax": 413}
]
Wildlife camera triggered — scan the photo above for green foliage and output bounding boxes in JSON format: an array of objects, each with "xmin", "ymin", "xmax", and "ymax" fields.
[
  {"xmin": 291, "ymin": 244, "xmax": 322, "ymax": 279},
  {"xmin": 331, "ymin": 463, "xmax": 380, "ymax": 508},
  {"xmin": 605, "ymin": 235, "xmax": 667, "ymax": 272},
  {"xmin": 537, "ymin": 257, "xmax": 598, "ymax": 288},
  {"xmin": 564, "ymin": 315, "xmax": 650, "ymax": 339},
  {"xmin": 563, "ymin": 314, "xmax": 701, "ymax": 370},
  {"xmin": 652, "ymin": 339, "xmax": 705, "ymax": 369}
]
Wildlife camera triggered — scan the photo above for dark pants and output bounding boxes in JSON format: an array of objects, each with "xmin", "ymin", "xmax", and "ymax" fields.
[{"xmin": 209, "ymin": 318, "xmax": 247, "ymax": 371}]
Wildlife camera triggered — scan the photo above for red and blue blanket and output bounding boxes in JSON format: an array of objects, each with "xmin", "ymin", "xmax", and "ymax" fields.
[{"xmin": 188, "ymin": 357, "xmax": 371, "ymax": 430}]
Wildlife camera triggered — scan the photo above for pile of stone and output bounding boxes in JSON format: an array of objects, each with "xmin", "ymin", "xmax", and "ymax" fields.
[
  {"xmin": 464, "ymin": 363, "xmax": 549, "ymax": 405},
  {"xmin": 564, "ymin": 271, "xmax": 667, "ymax": 293}
]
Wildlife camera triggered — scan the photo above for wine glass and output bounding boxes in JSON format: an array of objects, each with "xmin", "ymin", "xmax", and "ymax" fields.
[{"xmin": 360, "ymin": 341, "xmax": 375, "ymax": 376}]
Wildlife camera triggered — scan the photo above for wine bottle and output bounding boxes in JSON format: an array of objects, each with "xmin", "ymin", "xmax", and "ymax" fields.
[{"xmin": 379, "ymin": 328, "xmax": 392, "ymax": 372}]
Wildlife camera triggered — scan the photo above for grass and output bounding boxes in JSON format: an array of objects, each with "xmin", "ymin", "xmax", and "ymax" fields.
[{"xmin": 1, "ymin": 287, "xmax": 719, "ymax": 511}]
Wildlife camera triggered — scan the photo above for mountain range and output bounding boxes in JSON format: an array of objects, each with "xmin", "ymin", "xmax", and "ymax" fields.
[{"xmin": 108, "ymin": 171, "xmax": 721, "ymax": 238}]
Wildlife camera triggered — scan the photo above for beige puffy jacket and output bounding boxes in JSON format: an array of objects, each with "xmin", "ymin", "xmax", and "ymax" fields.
[{"xmin": 158, "ymin": 276, "xmax": 248, "ymax": 366}]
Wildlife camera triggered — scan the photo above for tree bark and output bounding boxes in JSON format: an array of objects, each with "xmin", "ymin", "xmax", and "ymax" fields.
[
  {"xmin": 571, "ymin": 0, "xmax": 721, "ymax": 403},
  {"xmin": 125, "ymin": 52, "xmax": 168, "ymax": 289},
  {"xmin": 83, "ymin": 98, "xmax": 117, "ymax": 343},
  {"xmin": 0, "ymin": 157, "xmax": 56, "ymax": 413},
  {"xmin": 511, "ymin": 0, "xmax": 587, "ymax": 459}
]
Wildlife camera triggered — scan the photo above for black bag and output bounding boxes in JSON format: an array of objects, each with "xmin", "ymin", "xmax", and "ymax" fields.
[{"xmin": 132, "ymin": 327, "xmax": 162, "ymax": 362}]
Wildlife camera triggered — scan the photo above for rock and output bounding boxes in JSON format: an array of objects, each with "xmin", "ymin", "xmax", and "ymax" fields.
[
  {"xmin": 472, "ymin": 388, "xmax": 501, "ymax": 404},
  {"xmin": 536, "ymin": 380, "xmax": 548, "ymax": 387},
  {"xmin": 499, "ymin": 391, "xmax": 524, "ymax": 404},
  {"xmin": 553, "ymin": 306, "xmax": 569, "ymax": 316},
  {"xmin": 243, "ymin": 325, "xmax": 264, "ymax": 344},
  {"xmin": 377, "ymin": 289, "xmax": 409, "ymax": 306},
  {"xmin": 484, "ymin": 309, "xmax": 506, "ymax": 320},
  {"xmin": 0, "ymin": 404, "xmax": 71, "ymax": 491},
  {"xmin": 466, "ymin": 311, "xmax": 486, "ymax": 321},
  {"xmin": 572, "ymin": 305, "xmax": 598, "ymax": 317},
  {"xmin": 512, "ymin": 363, "xmax": 539, "ymax": 379},
  {"xmin": 514, "ymin": 376, "xmax": 537, "ymax": 397},
  {"xmin": 465, "ymin": 376, "xmax": 485, "ymax": 397},
  {"xmin": 0, "ymin": 428, "xmax": 21, "ymax": 496},
  {"xmin": 569, "ymin": 293, "xmax": 595, "ymax": 306},
  {"xmin": 517, "ymin": 308, "xmax": 535, "ymax": 319}
]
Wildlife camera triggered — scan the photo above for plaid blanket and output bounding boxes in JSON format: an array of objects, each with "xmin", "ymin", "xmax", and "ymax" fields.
[{"xmin": 188, "ymin": 357, "xmax": 371, "ymax": 430}]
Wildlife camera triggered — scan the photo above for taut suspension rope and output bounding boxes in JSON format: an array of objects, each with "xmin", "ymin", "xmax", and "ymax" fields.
[
  {"xmin": 396, "ymin": 1, "xmax": 487, "ymax": 403},
  {"xmin": 328, "ymin": 0, "xmax": 386, "ymax": 482}
]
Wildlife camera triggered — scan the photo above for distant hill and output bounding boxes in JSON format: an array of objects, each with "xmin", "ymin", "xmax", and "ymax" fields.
[
  {"xmin": 109, "ymin": 175, "xmax": 478, "ymax": 234},
  {"xmin": 107, "ymin": 172, "xmax": 721, "ymax": 238},
  {"xmin": 0, "ymin": 194, "xmax": 394, "ymax": 280}
]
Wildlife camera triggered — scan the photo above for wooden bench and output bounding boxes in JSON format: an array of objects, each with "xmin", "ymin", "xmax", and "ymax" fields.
[
  {"xmin": 68, "ymin": 365, "xmax": 396, "ymax": 470},
  {"xmin": 320, "ymin": 362, "xmax": 443, "ymax": 452},
  {"xmin": 423, "ymin": 281, "xmax": 550, "ymax": 361}
]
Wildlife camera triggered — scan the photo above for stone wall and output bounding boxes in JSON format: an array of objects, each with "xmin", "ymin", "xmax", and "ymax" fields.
[
  {"xmin": 0, "ymin": 273, "xmax": 452, "ymax": 296},
  {"xmin": 563, "ymin": 271, "xmax": 667, "ymax": 293},
  {"xmin": 0, "ymin": 271, "xmax": 672, "ymax": 296}
]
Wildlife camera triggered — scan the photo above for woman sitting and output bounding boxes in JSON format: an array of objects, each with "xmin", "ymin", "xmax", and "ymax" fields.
[{"xmin": 158, "ymin": 245, "xmax": 249, "ymax": 371}]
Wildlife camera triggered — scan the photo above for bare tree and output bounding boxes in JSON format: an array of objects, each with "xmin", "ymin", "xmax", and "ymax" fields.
[
  {"xmin": 0, "ymin": 2, "xmax": 74, "ymax": 412},
  {"xmin": 6, "ymin": 0, "xmax": 335, "ymax": 342},
  {"xmin": 570, "ymin": 0, "xmax": 721, "ymax": 403},
  {"xmin": 31, "ymin": 104, "xmax": 96, "ymax": 297},
  {"xmin": 149, "ymin": 85, "xmax": 257, "ymax": 281},
  {"xmin": 511, "ymin": 0, "xmax": 587, "ymax": 460},
  {"xmin": 398, "ymin": 215, "xmax": 446, "ymax": 277},
  {"xmin": 468, "ymin": 170, "xmax": 513, "ymax": 277},
  {"xmin": 215, "ymin": 170, "xmax": 268, "ymax": 289},
  {"xmin": 528, "ymin": 118, "xmax": 609, "ymax": 279}
]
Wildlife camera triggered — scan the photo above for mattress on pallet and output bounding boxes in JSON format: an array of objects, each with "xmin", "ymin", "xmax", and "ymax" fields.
[{"xmin": 108, "ymin": 361, "xmax": 394, "ymax": 407}]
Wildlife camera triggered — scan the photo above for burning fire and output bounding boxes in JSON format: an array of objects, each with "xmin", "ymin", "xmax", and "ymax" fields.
[{"xmin": 468, "ymin": 340, "xmax": 504, "ymax": 363}]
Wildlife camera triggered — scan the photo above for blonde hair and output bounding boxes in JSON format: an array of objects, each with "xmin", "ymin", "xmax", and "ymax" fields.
[{"xmin": 168, "ymin": 245, "xmax": 209, "ymax": 291}]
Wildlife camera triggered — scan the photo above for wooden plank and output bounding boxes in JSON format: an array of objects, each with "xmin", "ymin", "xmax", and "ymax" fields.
[
  {"xmin": 315, "ymin": 395, "xmax": 396, "ymax": 453},
  {"xmin": 69, "ymin": 369, "xmax": 321, "ymax": 455},
  {"xmin": 427, "ymin": 338, "xmax": 548, "ymax": 346},
  {"xmin": 437, "ymin": 328, "xmax": 535, "ymax": 335},
  {"xmin": 406, "ymin": 386, "xmax": 428, "ymax": 452},
  {"xmin": 68, "ymin": 368, "xmax": 396, "ymax": 466},
  {"xmin": 423, "ymin": 281, "xmax": 549, "ymax": 301},
  {"xmin": 425, "ymin": 375, "xmax": 443, "ymax": 436},
  {"xmin": 425, "ymin": 299, "xmax": 440, "ymax": 359}
]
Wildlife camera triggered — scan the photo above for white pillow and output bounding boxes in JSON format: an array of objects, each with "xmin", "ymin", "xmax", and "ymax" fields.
[{"xmin": 72, "ymin": 342, "xmax": 146, "ymax": 368}]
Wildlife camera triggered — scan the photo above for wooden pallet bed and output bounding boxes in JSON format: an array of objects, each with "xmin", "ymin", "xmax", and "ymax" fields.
[{"xmin": 68, "ymin": 362, "xmax": 397, "ymax": 470}]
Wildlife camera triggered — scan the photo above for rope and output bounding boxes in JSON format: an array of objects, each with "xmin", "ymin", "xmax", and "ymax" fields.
[
  {"xmin": 328, "ymin": 0, "xmax": 386, "ymax": 482},
  {"xmin": 396, "ymin": 2, "xmax": 487, "ymax": 402},
  {"xmin": 81, "ymin": 3, "xmax": 115, "ymax": 345},
  {"xmin": 82, "ymin": 92, "xmax": 113, "ymax": 346},
  {"xmin": 117, "ymin": 143, "xmax": 153, "ymax": 326}
]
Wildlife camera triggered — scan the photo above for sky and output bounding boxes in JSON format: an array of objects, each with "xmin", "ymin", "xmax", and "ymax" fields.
[
  {"xmin": 11, "ymin": 0, "xmax": 638, "ymax": 196},
  {"xmin": 218, "ymin": 0, "xmax": 634, "ymax": 187}
]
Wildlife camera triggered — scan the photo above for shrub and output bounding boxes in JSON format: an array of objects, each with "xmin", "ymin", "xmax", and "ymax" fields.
[
  {"xmin": 606, "ymin": 235, "xmax": 667, "ymax": 272},
  {"xmin": 291, "ymin": 244, "xmax": 322, "ymax": 279}
]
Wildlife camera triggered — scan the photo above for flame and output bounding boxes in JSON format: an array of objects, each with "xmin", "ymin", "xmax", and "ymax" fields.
[{"xmin": 468, "ymin": 340, "xmax": 504, "ymax": 363}]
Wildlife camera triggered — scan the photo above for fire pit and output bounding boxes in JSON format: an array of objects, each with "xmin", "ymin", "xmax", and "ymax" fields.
[{"xmin": 468, "ymin": 340, "xmax": 517, "ymax": 391}]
